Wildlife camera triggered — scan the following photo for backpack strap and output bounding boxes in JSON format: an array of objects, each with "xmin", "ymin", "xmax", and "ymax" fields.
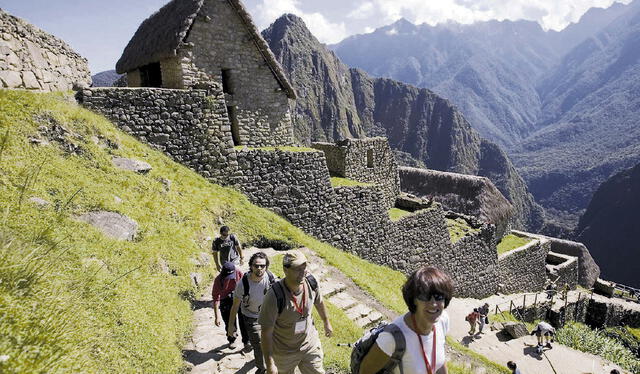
[
  {"xmin": 272, "ymin": 281, "xmax": 286, "ymax": 314},
  {"xmin": 267, "ymin": 271, "xmax": 276, "ymax": 285},
  {"xmin": 382, "ymin": 324, "xmax": 406, "ymax": 374},
  {"xmin": 242, "ymin": 273, "xmax": 250, "ymax": 298},
  {"xmin": 306, "ymin": 274, "xmax": 318, "ymax": 291}
]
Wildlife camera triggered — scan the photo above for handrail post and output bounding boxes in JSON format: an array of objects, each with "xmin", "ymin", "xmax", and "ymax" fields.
[
  {"xmin": 509, "ymin": 300, "xmax": 514, "ymax": 314},
  {"xmin": 534, "ymin": 293, "xmax": 538, "ymax": 308}
]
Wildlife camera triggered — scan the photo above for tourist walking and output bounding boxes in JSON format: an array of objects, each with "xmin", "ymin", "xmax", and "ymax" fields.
[
  {"xmin": 530, "ymin": 321, "xmax": 555, "ymax": 349},
  {"xmin": 507, "ymin": 361, "xmax": 522, "ymax": 374},
  {"xmin": 228, "ymin": 252, "xmax": 276, "ymax": 374},
  {"xmin": 212, "ymin": 261, "xmax": 248, "ymax": 348},
  {"xmin": 213, "ymin": 225, "xmax": 244, "ymax": 271},
  {"xmin": 258, "ymin": 250, "xmax": 333, "ymax": 374},
  {"xmin": 478, "ymin": 303, "xmax": 489, "ymax": 334},
  {"xmin": 466, "ymin": 308, "xmax": 480, "ymax": 336},
  {"xmin": 358, "ymin": 266, "xmax": 454, "ymax": 374}
]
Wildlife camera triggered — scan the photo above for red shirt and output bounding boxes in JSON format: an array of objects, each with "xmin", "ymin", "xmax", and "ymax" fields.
[{"xmin": 212, "ymin": 269, "xmax": 243, "ymax": 302}]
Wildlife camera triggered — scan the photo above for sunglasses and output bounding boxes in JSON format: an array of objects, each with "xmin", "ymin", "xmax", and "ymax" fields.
[
  {"xmin": 416, "ymin": 292, "xmax": 446, "ymax": 302},
  {"xmin": 252, "ymin": 264, "xmax": 267, "ymax": 269}
]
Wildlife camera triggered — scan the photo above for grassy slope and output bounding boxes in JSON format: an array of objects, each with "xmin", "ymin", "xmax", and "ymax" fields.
[
  {"xmin": 388, "ymin": 207, "xmax": 412, "ymax": 221},
  {"xmin": 0, "ymin": 90, "xmax": 506, "ymax": 373},
  {"xmin": 497, "ymin": 234, "xmax": 532, "ymax": 255},
  {"xmin": 329, "ymin": 176, "xmax": 371, "ymax": 187}
]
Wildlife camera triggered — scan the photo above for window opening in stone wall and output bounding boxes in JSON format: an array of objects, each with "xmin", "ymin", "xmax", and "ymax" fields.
[
  {"xmin": 367, "ymin": 149, "xmax": 374, "ymax": 168},
  {"xmin": 140, "ymin": 62, "xmax": 162, "ymax": 87},
  {"xmin": 227, "ymin": 106, "xmax": 241, "ymax": 146},
  {"xmin": 221, "ymin": 69, "xmax": 234, "ymax": 94}
]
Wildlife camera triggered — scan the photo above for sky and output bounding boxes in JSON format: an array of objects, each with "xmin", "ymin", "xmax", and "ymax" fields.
[{"xmin": 0, "ymin": 0, "xmax": 631, "ymax": 74}]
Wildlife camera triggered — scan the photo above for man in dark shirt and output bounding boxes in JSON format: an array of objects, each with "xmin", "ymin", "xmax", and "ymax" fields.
[{"xmin": 213, "ymin": 225, "xmax": 244, "ymax": 271}]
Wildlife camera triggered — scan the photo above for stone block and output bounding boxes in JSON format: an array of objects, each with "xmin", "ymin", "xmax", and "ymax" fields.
[
  {"xmin": 0, "ymin": 70, "xmax": 22, "ymax": 87},
  {"xmin": 76, "ymin": 211, "xmax": 138, "ymax": 241},
  {"xmin": 503, "ymin": 322, "xmax": 529, "ymax": 339},
  {"xmin": 328, "ymin": 292, "xmax": 357, "ymax": 309},
  {"xmin": 22, "ymin": 71, "xmax": 40, "ymax": 89}
]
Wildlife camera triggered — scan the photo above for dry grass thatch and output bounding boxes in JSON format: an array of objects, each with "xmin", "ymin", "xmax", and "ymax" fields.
[
  {"xmin": 115, "ymin": 0, "xmax": 295, "ymax": 99},
  {"xmin": 399, "ymin": 166, "xmax": 513, "ymax": 227}
]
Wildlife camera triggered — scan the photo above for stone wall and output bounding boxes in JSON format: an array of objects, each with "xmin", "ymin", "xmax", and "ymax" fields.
[
  {"xmin": 312, "ymin": 138, "xmax": 400, "ymax": 209},
  {"xmin": 0, "ymin": 9, "xmax": 91, "ymax": 91},
  {"xmin": 498, "ymin": 232, "xmax": 550, "ymax": 294},
  {"xmin": 546, "ymin": 251, "xmax": 578, "ymax": 290},
  {"xmin": 228, "ymin": 147, "xmax": 498, "ymax": 297},
  {"xmin": 525, "ymin": 233, "xmax": 600, "ymax": 288},
  {"xmin": 76, "ymin": 87, "xmax": 237, "ymax": 180},
  {"xmin": 179, "ymin": 0, "xmax": 294, "ymax": 147}
]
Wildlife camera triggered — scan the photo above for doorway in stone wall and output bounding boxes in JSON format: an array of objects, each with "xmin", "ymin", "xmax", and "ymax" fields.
[
  {"xmin": 227, "ymin": 106, "xmax": 241, "ymax": 146},
  {"xmin": 367, "ymin": 149, "xmax": 374, "ymax": 168}
]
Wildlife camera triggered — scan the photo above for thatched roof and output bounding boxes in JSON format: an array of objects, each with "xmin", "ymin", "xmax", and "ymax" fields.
[{"xmin": 115, "ymin": 0, "xmax": 296, "ymax": 99}]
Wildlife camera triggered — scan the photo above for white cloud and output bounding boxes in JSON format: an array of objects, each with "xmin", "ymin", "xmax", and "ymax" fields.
[
  {"xmin": 386, "ymin": 27, "xmax": 398, "ymax": 35},
  {"xmin": 254, "ymin": 0, "xmax": 348, "ymax": 43},
  {"xmin": 346, "ymin": 0, "xmax": 632, "ymax": 31}
]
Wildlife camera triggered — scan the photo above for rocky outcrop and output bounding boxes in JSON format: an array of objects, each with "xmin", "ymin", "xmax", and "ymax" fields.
[
  {"xmin": 262, "ymin": 14, "xmax": 544, "ymax": 231},
  {"xmin": 576, "ymin": 163, "xmax": 640, "ymax": 288},
  {"xmin": 76, "ymin": 211, "xmax": 138, "ymax": 241},
  {"xmin": 0, "ymin": 9, "xmax": 91, "ymax": 91}
]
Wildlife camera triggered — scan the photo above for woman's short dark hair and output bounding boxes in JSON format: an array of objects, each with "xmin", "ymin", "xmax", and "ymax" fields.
[
  {"xmin": 402, "ymin": 266, "xmax": 454, "ymax": 313},
  {"xmin": 220, "ymin": 225, "xmax": 230, "ymax": 234},
  {"xmin": 507, "ymin": 361, "xmax": 517, "ymax": 370},
  {"xmin": 249, "ymin": 251, "xmax": 269, "ymax": 268}
]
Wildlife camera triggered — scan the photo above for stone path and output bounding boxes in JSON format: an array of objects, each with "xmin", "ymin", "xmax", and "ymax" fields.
[
  {"xmin": 446, "ymin": 293, "xmax": 629, "ymax": 374},
  {"xmin": 183, "ymin": 247, "xmax": 392, "ymax": 374},
  {"xmin": 183, "ymin": 249, "xmax": 631, "ymax": 374}
]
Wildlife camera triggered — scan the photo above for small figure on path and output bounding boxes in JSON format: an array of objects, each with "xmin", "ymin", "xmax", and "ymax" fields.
[
  {"xmin": 530, "ymin": 321, "xmax": 555, "ymax": 350},
  {"xmin": 465, "ymin": 308, "xmax": 480, "ymax": 336},
  {"xmin": 259, "ymin": 250, "xmax": 333, "ymax": 374},
  {"xmin": 212, "ymin": 261, "xmax": 248, "ymax": 349},
  {"xmin": 507, "ymin": 361, "xmax": 522, "ymax": 374},
  {"xmin": 213, "ymin": 225, "xmax": 244, "ymax": 271},
  {"xmin": 358, "ymin": 266, "xmax": 454, "ymax": 374},
  {"xmin": 228, "ymin": 252, "xmax": 276, "ymax": 374},
  {"xmin": 477, "ymin": 303, "xmax": 489, "ymax": 334}
]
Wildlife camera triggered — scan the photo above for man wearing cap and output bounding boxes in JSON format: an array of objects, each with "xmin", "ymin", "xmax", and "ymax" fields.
[
  {"xmin": 258, "ymin": 250, "xmax": 333, "ymax": 374},
  {"xmin": 212, "ymin": 261, "xmax": 248, "ymax": 349}
]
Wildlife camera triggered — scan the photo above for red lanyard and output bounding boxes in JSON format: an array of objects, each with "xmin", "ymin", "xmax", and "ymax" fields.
[
  {"xmin": 290, "ymin": 283, "xmax": 306, "ymax": 316},
  {"xmin": 412, "ymin": 314, "xmax": 437, "ymax": 374}
]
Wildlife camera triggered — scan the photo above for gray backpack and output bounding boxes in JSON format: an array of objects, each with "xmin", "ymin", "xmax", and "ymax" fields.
[{"xmin": 350, "ymin": 321, "xmax": 406, "ymax": 374}]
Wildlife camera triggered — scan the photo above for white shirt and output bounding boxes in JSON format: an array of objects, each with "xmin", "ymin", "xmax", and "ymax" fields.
[{"xmin": 377, "ymin": 311, "xmax": 449, "ymax": 374}]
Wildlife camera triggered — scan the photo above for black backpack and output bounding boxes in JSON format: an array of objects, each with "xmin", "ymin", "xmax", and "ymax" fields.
[
  {"xmin": 350, "ymin": 321, "xmax": 406, "ymax": 374},
  {"xmin": 242, "ymin": 270, "xmax": 277, "ymax": 299},
  {"xmin": 271, "ymin": 274, "xmax": 318, "ymax": 314}
]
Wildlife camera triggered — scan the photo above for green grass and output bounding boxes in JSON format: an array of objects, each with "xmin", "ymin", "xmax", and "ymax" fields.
[
  {"xmin": 330, "ymin": 177, "xmax": 372, "ymax": 187},
  {"xmin": 490, "ymin": 311, "xmax": 538, "ymax": 330},
  {"xmin": 234, "ymin": 145, "xmax": 318, "ymax": 152},
  {"xmin": 628, "ymin": 326, "xmax": 640, "ymax": 340},
  {"xmin": 556, "ymin": 323, "xmax": 640, "ymax": 373},
  {"xmin": 389, "ymin": 207, "xmax": 413, "ymax": 221},
  {"xmin": 0, "ymin": 90, "xmax": 364, "ymax": 373},
  {"xmin": 497, "ymin": 234, "xmax": 532, "ymax": 255},
  {"xmin": 446, "ymin": 217, "xmax": 480, "ymax": 244}
]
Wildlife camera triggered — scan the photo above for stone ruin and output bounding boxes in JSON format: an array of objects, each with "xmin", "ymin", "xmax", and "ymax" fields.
[
  {"xmin": 2, "ymin": 0, "xmax": 602, "ymax": 298},
  {"xmin": 0, "ymin": 9, "xmax": 91, "ymax": 91}
]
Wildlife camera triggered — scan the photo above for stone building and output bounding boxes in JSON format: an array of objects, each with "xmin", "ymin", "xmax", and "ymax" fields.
[
  {"xmin": 115, "ymin": 0, "xmax": 296, "ymax": 147},
  {"xmin": 312, "ymin": 138, "xmax": 400, "ymax": 208},
  {"xmin": 0, "ymin": 9, "xmax": 91, "ymax": 91}
]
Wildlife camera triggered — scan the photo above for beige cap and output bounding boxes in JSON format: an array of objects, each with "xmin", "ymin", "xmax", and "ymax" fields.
[{"xmin": 283, "ymin": 250, "xmax": 307, "ymax": 268}]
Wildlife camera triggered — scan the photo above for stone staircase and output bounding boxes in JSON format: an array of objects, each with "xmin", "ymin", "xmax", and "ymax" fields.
[{"xmin": 307, "ymin": 258, "xmax": 386, "ymax": 329}]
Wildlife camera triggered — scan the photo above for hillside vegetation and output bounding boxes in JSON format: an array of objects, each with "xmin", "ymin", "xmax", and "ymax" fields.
[
  {"xmin": 0, "ymin": 90, "xmax": 371, "ymax": 373},
  {"xmin": 0, "ymin": 90, "xmax": 515, "ymax": 374}
]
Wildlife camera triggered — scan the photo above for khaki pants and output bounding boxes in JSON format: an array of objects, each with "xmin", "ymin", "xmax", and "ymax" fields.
[{"xmin": 273, "ymin": 343, "xmax": 325, "ymax": 374}]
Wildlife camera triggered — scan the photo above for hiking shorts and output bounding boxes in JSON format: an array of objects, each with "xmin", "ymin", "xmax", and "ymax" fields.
[{"xmin": 273, "ymin": 342, "xmax": 324, "ymax": 374}]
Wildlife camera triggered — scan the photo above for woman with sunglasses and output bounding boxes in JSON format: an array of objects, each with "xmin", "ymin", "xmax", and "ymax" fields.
[{"xmin": 359, "ymin": 266, "xmax": 454, "ymax": 374}]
